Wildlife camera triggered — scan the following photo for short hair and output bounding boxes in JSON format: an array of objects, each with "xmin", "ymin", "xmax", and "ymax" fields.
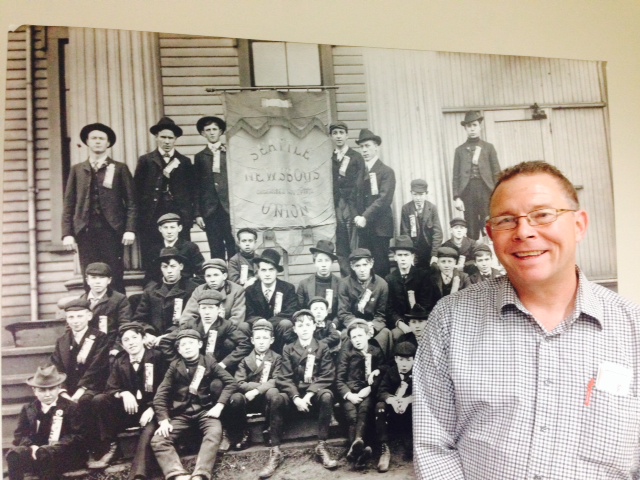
[{"xmin": 491, "ymin": 161, "xmax": 579, "ymax": 209}]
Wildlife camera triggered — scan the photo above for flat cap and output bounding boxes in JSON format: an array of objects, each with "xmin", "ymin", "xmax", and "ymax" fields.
[
  {"xmin": 346, "ymin": 319, "xmax": 372, "ymax": 337},
  {"xmin": 118, "ymin": 322, "xmax": 146, "ymax": 336},
  {"xmin": 348, "ymin": 248, "xmax": 373, "ymax": 262},
  {"xmin": 157, "ymin": 213, "xmax": 182, "ymax": 225},
  {"xmin": 202, "ymin": 258, "xmax": 228, "ymax": 274},
  {"xmin": 394, "ymin": 341, "xmax": 417, "ymax": 357},
  {"xmin": 410, "ymin": 179, "xmax": 428, "ymax": 193},
  {"xmin": 198, "ymin": 290, "xmax": 226, "ymax": 305},
  {"xmin": 176, "ymin": 329, "xmax": 201, "ymax": 342},
  {"xmin": 292, "ymin": 309, "xmax": 315, "ymax": 323},
  {"xmin": 329, "ymin": 122, "xmax": 349, "ymax": 133},
  {"xmin": 85, "ymin": 262, "xmax": 112, "ymax": 277},
  {"xmin": 64, "ymin": 298, "xmax": 91, "ymax": 311},
  {"xmin": 450, "ymin": 217, "xmax": 467, "ymax": 228},
  {"xmin": 252, "ymin": 319, "xmax": 273, "ymax": 333},
  {"xmin": 473, "ymin": 244, "xmax": 492, "ymax": 256},
  {"xmin": 308, "ymin": 296, "xmax": 329, "ymax": 309},
  {"xmin": 437, "ymin": 246, "xmax": 459, "ymax": 260}
]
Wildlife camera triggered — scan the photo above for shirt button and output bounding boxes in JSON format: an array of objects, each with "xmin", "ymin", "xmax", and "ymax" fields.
[{"xmin": 544, "ymin": 379, "xmax": 552, "ymax": 386}]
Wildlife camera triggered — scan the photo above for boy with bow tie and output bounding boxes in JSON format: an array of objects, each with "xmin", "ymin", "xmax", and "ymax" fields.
[
  {"xmin": 6, "ymin": 365, "xmax": 84, "ymax": 480},
  {"xmin": 227, "ymin": 227, "xmax": 259, "ymax": 287},
  {"xmin": 430, "ymin": 246, "xmax": 471, "ymax": 301},
  {"xmin": 308, "ymin": 296, "xmax": 341, "ymax": 352}
]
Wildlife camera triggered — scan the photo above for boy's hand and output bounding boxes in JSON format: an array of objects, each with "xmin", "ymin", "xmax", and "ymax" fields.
[
  {"xmin": 71, "ymin": 387, "xmax": 86, "ymax": 402},
  {"xmin": 346, "ymin": 392, "xmax": 362, "ymax": 405},
  {"xmin": 454, "ymin": 198, "xmax": 465, "ymax": 212},
  {"xmin": 122, "ymin": 231, "xmax": 135, "ymax": 246},
  {"xmin": 62, "ymin": 236, "xmax": 77, "ymax": 251},
  {"xmin": 207, "ymin": 403, "xmax": 224, "ymax": 418},
  {"xmin": 109, "ymin": 349, "xmax": 120, "ymax": 357},
  {"xmin": 245, "ymin": 277, "xmax": 257, "ymax": 287},
  {"xmin": 195, "ymin": 216, "xmax": 206, "ymax": 229},
  {"xmin": 354, "ymin": 216, "xmax": 367, "ymax": 228},
  {"xmin": 397, "ymin": 321, "xmax": 411, "ymax": 335},
  {"xmin": 245, "ymin": 389, "xmax": 260, "ymax": 402},
  {"xmin": 30, "ymin": 445, "xmax": 39, "ymax": 460},
  {"xmin": 143, "ymin": 333, "xmax": 158, "ymax": 348},
  {"xmin": 121, "ymin": 391, "xmax": 139, "ymax": 414},
  {"xmin": 386, "ymin": 396, "xmax": 401, "ymax": 414},
  {"xmin": 358, "ymin": 386, "xmax": 371, "ymax": 399},
  {"xmin": 430, "ymin": 256, "xmax": 438, "ymax": 265},
  {"xmin": 293, "ymin": 396, "xmax": 309, "ymax": 412},
  {"xmin": 60, "ymin": 391, "xmax": 73, "ymax": 402},
  {"xmin": 155, "ymin": 419, "xmax": 173, "ymax": 437},
  {"xmin": 139, "ymin": 407, "xmax": 154, "ymax": 427}
]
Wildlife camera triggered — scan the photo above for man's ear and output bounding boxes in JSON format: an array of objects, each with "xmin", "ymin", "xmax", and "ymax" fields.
[{"xmin": 574, "ymin": 209, "xmax": 589, "ymax": 244}]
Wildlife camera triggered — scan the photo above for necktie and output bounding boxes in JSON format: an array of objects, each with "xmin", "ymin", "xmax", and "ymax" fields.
[
  {"xmin": 132, "ymin": 361, "xmax": 140, "ymax": 372},
  {"xmin": 402, "ymin": 274, "xmax": 408, "ymax": 282},
  {"xmin": 264, "ymin": 289, "xmax": 271, "ymax": 302},
  {"xmin": 256, "ymin": 355, "xmax": 264, "ymax": 368},
  {"xmin": 89, "ymin": 297, "xmax": 99, "ymax": 309}
]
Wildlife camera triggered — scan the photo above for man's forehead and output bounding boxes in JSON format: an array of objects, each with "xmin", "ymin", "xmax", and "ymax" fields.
[{"xmin": 491, "ymin": 173, "xmax": 568, "ymax": 213}]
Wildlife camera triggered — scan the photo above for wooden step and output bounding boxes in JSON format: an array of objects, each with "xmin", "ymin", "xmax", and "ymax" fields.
[
  {"xmin": 2, "ymin": 345, "xmax": 54, "ymax": 375},
  {"xmin": 2, "ymin": 404, "xmax": 22, "ymax": 444},
  {"xmin": 2, "ymin": 373, "xmax": 32, "ymax": 403}
]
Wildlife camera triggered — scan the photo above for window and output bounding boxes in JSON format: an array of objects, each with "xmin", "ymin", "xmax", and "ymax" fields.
[{"xmin": 251, "ymin": 41, "xmax": 322, "ymax": 87}]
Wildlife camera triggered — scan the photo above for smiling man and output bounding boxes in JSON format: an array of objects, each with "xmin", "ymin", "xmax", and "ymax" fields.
[{"xmin": 414, "ymin": 161, "xmax": 640, "ymax": 479}]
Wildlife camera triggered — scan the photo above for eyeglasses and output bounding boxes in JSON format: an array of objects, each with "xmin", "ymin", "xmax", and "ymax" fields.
[{"xmin": 487, "ymin": 208, "xmax": 576, "ymax": 231}]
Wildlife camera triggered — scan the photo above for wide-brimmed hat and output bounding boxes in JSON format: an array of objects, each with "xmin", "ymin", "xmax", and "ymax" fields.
[
  {"xmin": 405, "ymin": 304, "xmax": 429, "ymax": 320},
  {"xmin": 80, "ymin": 123, "xmax": 116, "ymax": 146},
  {"xmin": 252, "ymin": 248, "xmax": 284, "ymax": 273},
  {"xmin": 460, "ymin": 111, "xmax": 484, "ymax": 126},
  {"xmin": 156, "ymin": 247, "xmax": 187, "ymax": 265},
  {"xmin": 329, "ymin": 122, "xmax": 349, "ymax": 134},
  {"xmin": 389, "ymin": 235, "xmax": 416, "ymax": 253},
  {"xmin": 309, "ymin": 239, "xmax": 338, "ymax": 261},
  {"xmin": 26, "ymin": 365, "xmax": 67, "ymax": 388},
  {"xmin": 85, "ymin": 262, "xmax": 112, "ymax": 277},
  {"xmin": 356, "ymin": 128, "xmax": 382, "ymax": 146},
  {"xmin": 150, "ymin": 117, "xmax": 183, "ymax": 137},
  {"xmin": 196, "ymin": 116, "xmax": 226, "ymax": 134}
]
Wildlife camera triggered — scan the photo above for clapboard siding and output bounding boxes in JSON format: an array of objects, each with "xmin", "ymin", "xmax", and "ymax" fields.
[{"xmin": 332, "ymin": 46, "xmax": 369, "ymax": 145}]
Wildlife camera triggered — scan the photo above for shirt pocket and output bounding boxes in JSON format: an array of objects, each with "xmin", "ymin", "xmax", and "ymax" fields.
[{"xmin": 578, "ymin": 390, "xmax": 640, "ymax": 470}]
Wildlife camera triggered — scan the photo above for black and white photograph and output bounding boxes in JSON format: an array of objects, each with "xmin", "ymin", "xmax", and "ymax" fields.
[{"xmin": 1, "ymin": 2, "xmax": 640, "ymax": 479}]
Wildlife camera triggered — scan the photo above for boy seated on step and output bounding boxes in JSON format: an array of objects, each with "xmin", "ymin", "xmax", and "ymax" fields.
[
  {"xmin": 227, "ymin": 227, "xmax": 259, "ymax": 287},
  {"xmin": 151, "ymin": 329, "xmax": 238, "ymax": 480},
  {"xmin": 440, "ymin": 217, "xmax": 478, "ymax": 274},
  {"xmin": 259, "ymin": 310, "xmax": 338, "ymax": 479},
  {"xmin": 396, "ymin": 303, "xmax": 430, "ymax": 347},
  {"xmin": 337, "ymin": 320, "xmax": 387, "ymax": 469},
  {"xmin": 88, "ymin": 322, "xmax": 167, "ymax": 474},
  {"xmin": 6, "ymin": 365, "xmax": 84, "ymax": 480},
  {"xmin": 308, "ymin": 296, "xmax": 341, "ymax": 352},
  {"xmin": 375, "ymin": 341, "xmax": 416, "ymax": 473},
  {"xmin": 468, "ymin": 243, "xmax": 502, "ymax": 283},
  {"xmin": 223, "ymin": 319, "xmax": 282, "ymax": 451}
]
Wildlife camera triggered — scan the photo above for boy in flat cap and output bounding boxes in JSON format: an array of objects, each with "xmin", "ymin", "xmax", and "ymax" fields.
[
  {"xmin": 134, "ymin": 117, "xmax": 194, "ymax": 269},
  {"xmin": 430, "ymin": 247, "xmax": 471, "ymax": 301},
  {"xmin": 400, "ymin": 178, "xmax": 443, "ymax": 269},
  {"xmin": 6, "ymin": 365, "xmax": 84, "ymax": 480},
  {"xmin": 62, "ymin": 122, "xmax": 137, "ymax": 293},
  {"xmin": 227, "ymin": 227, "xmax": 259, "ymax": 287},
  {"xmin": 441, "ymin": 217, "xmax": 479, "ymax": 274},
  {"xmin": 468, "ymin": 243, "xmax": 503, "ymax": 284},
  {"xmin": 245, "ymin": 248, "xmax": 299, "ymax": 353},
  {"xmin": 151, "ymin": 329, "xmax": 237, "ymax": 480},
  {"xmin": 308, "ymin": 297, "xmax": 341, "ymax": 352},
  {"xmin": 89, "ymin": 322, "xmax": 166, "ymax": 473},
  {"xmin": 224, "ymin": 319, "xmax": 282, "ymax": 451},
  {"xmin": 452, "ymin": 110, "xmax": 501, "ymax": 240},
  {"xmin": 337, "ymin": 248, "xmax": 393, "ymax": 358},
  {"xmin": 375, "ymin": 341, "xmax": 416, "ymax": 472},
  {"xmin": 133, "ymin": 247, "xmax": 199, "ymax": 346},
  {"xmin": 194, "ymin": 116, "xmax": 237, "ymax": 261},
  {"xmin": 50, "ymin": 298, "xmax": 110, "ymax": 463},
  {"xmin": 337, "ymin": 320, "xmax": 387, "ymax": 469},
  {"xmin": 264, "ymin": 310, "xmax": 338, "ymax": 477},
  {"xmin": 179, "ymin": 258, "xmax": 249, "ymax": 337},
  {"xmin": 78, "ymin": 262, "xmax": 131, "ymax": 360},
  {"xmin": 143, "ymin": 213, "xmax": 205, "ymax": 286},
  {"xmin": 330, "ymin": 122, "xmax": 365, "ymax": 276},
  {"xmin": 297, "ymin": 240, "xmax": 341, "ymax": 321},
  {"xmin": 386, "ymin": 236, "xmax": 438, "ymax": 343},
  {"xmin": 353, "ymin": 128, "xmax": 396, "ymax": 278}
]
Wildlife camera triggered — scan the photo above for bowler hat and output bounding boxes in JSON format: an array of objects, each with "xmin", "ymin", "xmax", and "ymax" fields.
[
  {"xmin": 437, "ymin": 246, "xmax": 459, "ymax": 260},
  {"xmin": 394, "ymin": 341, "xmax": 417, "ymax": 357},
  {"xmin": 405, "ymin": 304, "xmax": 429, "ymax": 320},
  {"xmin": 64, "ymin": 298, "xmax": 91, "ymax": 312},
  {"xmin": 473, "ymin": 244, "xmax": 492, "ymax": 257},
  {"xmin": 197, "ymin": 289, "xmax": 226, "ymax": 305},
  {"xmin": 292, "ymin": 309, "xmax": 315, "ymax": 324},
  {"xmin": 329, "ymin": 122, "xmax": 349, "ymax": 134},
  {"xmin": 356, "ymin": 128, "xmax": 382, "ymax": 146},
  {"xmin": 26, "ymin": 365, "xmax": 67, "ymax": 388},
  {"xmin": 252, "ymin": 248, "xmax": 284, "ymax": 273},
  {"xmin": 308, "ymin": 296, "xmax": 329, "ymax": 309},
  {"xmin": 252, "ymin": 319, "xmax": 273, "ymax": 333},
  {"xmin": 196, "ymin": 116, "xmax": 227, "ymax": 134},
  {"xmin": 450, "ymin": 217, "xmax": 467, "ymax": 228},
  {"xmin": 157, "ymin": 213, "xmax": 182, "ymax": 226},
  {"xmin": 460, "ymin": 111, "xmax": 484, "ymax": 126},
  {"xmin": 150, "ymin": 117, "xmax": 183, "ymax": 137},
  {"xmin": 202, "ymin": 258, "xmax": 228, "ymax": 274},
  {"xmin": 389, "ymin": 235, "xmax": 416, "ymax": 253},
  {"xmin": 80, "ymin": 123, "xmax": 116, "ymax": 146},
  {"xmin": 348, "ymin": 248, "xmax": 373, "ymax": 262},
  {"xmin": 156, "ymin": 247, "xmax": 187, "ymax": 265},
  {"xmin": 410, "ymin": 179, "xmax": 428, "ymax": 193},
  {"xmin": 236, "ymin": 227, "xmax": 258, "ymax": 239},
  {"xmin": 175, "ymin": 329, "xmax": 201, "ymax": 342},
  {"xmin": 85, "ymin": 262, "xmax": 112, "ymax": 277},
  {"xmin": 309, "ymin": 239, "xmax": 338, "ymax": 261},
  {"xmin": 118, "ymin": 322, "xmax": 146, "ymax": 336}
]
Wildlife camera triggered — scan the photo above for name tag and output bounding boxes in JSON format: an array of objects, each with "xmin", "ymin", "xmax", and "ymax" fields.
[
  {"xmin": 339, "ymin": 156, "xmax": 350, "ymax": 176},
  {"xmin": 189, "ymin": 365, "xmax": 206, "ymax": 395},
  {"xmin": 364, "ymin": 353, "xmax": 372, "ymax": 377},
  {"xmin": 206, "ymin": 329, "xmax": 218, "ymax": 355},
  {"xmin": 472, "ymin": 146, "xmax": 482, "ymax": 165},
  {"xmin": 103, "ymin": 163, "xmax": 115, "ymax": 189},
  {"xmin": 407, "ymin": 290, "xmax": 416, "ymax": 308},
  {"xmin": 396, "ymin": 381, "xmax": 408, "ymax": 398},
  {"xmin": 273, "ymin": 292, "xmax": 283, "ymax": 315},
  {"xmin": 172, "ymin": 299, "xmax": 183, "ymax": 323},
  {"xmin": 240, "ymin": 264, "xmax": 249, "ymax": 284},
  {"xmin": 409, "ymin": 214, "xmax": 417, "ymax": 238},
  {"xmin": 304, "ymin": 354, "xmax": 316, "ymax": 383},
  {"xmin": 325, "ymin": 289, "xmax": 333, "ymax": 308},
  {"xmin": 260, "ymin": 360, "xmax": 272, "ymax": 384},
  {"xmin": 144, "ymin": 363, "xmax": 154, "ymax": 392},
  {"xmin": 77, "ymin": 335, "xmax": 96, "ymax": 364},
  {"xmin": 98, "ymin": 315, "xmax": 108, "ymax": 334},
  {"xmin": 369, "ymin": 172, "xmax": 379, "ymax": 195},
  {"xmin": 48, "ymin": 410, "xmax": 64, "ymax": 445},
  {"xmin": 212, "ymin": 151, "xmax": 221, "ymax": 173},
  {"xmin": 163, "ymin": 158, "xmax": 180, "ymax": 177}
]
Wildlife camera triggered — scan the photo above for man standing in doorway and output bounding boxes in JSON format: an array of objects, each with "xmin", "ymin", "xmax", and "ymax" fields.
[{"xmin": 414, "ymin": 161, "xmax": 640, "ymax": 479}]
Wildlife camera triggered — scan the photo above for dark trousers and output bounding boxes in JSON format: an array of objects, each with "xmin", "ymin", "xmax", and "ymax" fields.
[
  {"xmin": 335, "ymin": 199, "xmax": 359, "ymax": 277},
  {"xmin": 358, "ymin": 233, "xmax": 391, "ymax": 278},
  {"xmin": 92, "ymin": 393, "xmax": 157, "ymax": 480},
  {"xmin": 460, "ymin": 177, "xmax": 491, "ymax": 241},
  {"xmin": 6, "ymin": 444, "xmax": 85, "ymax": 480},
  {"xmin": 203, "ymin": 209, "xmax": 236, "ymax": 261},
  {"xmin": 375, "ymin": 402, "xmax": 412, "ymax": 443},
  {"xmin": 77, "ymin": 213, "xmax": 125, "ymax": 293},
  {"xmin": 268, "ymin": 388, "xmax": 334, "ymax": 446},
  {"xmin": 343, "ymin": 395, "xmax": 374, "ymax": 441},
  {"xmin": 224, "ymin": 388, "xmax": 280, "ymax": 443},
  {"xmin": 150, "ymin": 410, "xmax": 222, "ymax": 480}
]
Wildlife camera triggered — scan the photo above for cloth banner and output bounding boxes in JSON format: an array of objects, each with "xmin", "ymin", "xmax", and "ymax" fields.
[{"xmin": 224, "ymin": 91, "xmax": 336, "ymax": 253}]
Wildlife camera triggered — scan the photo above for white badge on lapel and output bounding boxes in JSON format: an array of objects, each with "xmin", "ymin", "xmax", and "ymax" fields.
[
  {"xmin": 369, "ymin": 172, "xmax": 379, "ymax": 195},
  {"xmin": 103, "ymin": 163, "xmax": 115, "ymax": 189}
]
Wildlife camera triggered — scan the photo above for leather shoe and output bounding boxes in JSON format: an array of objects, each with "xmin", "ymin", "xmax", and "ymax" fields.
[
  {"xmin": 346, "ymin": 437, "xmax": 364, "ymax": 462},
  {"xmin": 315, "ymin": 441, "xmax": 338, "ymax": 470},
  {"xmin": 87, "ymin": 442, "xmax": 118, "ymax": 469},
  {"xmin": 258, "ymin": 446, "xmax": 283, "ymax": 479},
  {"xmin": 378, "ymin": 443, "xmax": 391, "ymax": 472},
  {"xmin": 233, "ymin": 429, "xmax": 251, "ymax": 451},
  {"xmin": 355, "ymin": 446, "xmax": 372, "ymax": 470}
]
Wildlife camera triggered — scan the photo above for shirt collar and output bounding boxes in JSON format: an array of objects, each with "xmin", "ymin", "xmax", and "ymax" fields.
[
  {"xmin": 129, "ymin": 352, "xmax": 144, "ymax": 364},
  {"xmin": 334, "ymin": 145, "xmax": 348, "ymax": 156},
  {"xmin": 73, "ymin": 327, "xmax": 88, "ymax": 343},
  {"xmin": 158, "ymin": 148, "xmax": 175, "ymax": 159},
  {"xmin": 365, "ymin": 156, "xmax": 379, "ymax": 169},
  {"xmin": 164, "ymin": 239, "xmax": 178, "ymax": 248},
  {"xmin": 208, "ymin": 142, "xmax": 222, "ymax": 152},
  {"xmin": 87, "ymin": 290, "xmax": 105, "ymax": 302},
  {"xmin": 89, "ymin": 154, "xmax": 109, "ymax": 169},
  {"xmin": 41, "ymin": 401, "xmax": 58, "ymax": 414}
]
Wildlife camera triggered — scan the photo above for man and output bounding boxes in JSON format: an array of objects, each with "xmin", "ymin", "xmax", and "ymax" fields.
[
  {"xmin": 296, "ymin": 239, "xmax": 341, "ymax": 321},
  {"xmin": 134, "ymin": 117, "xmax": 194, "ymax": 268},
  {"xmin": 330, "ymin": 122, "xmax": 365, "ymax": 276},
  {"xmin": 451, "ymin": 110, "xmax": 501, "ymax": 240},
  {"xmin": 193, "ymin": 116, "xmax": 237, "ymax": 261},
  {"xmin": 62, "ymin": 123, "xmax": 137, "ymax": 293},
  {"xmin": 354, "ymin": 128, "xmax": 396, "ymax": 278},
  {"xmin": 414, "ymin": 161, "xmax": 640, "ymax": 479}
]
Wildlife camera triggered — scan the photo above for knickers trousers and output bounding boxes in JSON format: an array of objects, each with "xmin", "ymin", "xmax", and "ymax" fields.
[
  {"xmin": 224, "ymin": 388, "xmax": 279, "ymax": 443},
  {"xmin": 6, "ymin": 444, "xmax": 84, "ymax": 480},
  {"xmin": 268, "ymin": 389, "xmax": 334, "ymax": 446},
  {"xmin": 343, "ymin": 395, "xmax": 374, "ymax": 441},
  {"xmin": 375, "ymin": 402, "xmax": 412, "ymax": 443}
]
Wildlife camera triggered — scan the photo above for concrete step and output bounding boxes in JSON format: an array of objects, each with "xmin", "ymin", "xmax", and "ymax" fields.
[
  {"xmin": 2, "ymin": 345, "xmax": 54, "ymax": 375},
  {"xmin": 2, "ymin": 404, "xmax": 22, "ymax": 446},
  {"xmin": 2, "ymin": 373, "xmax": 32, "ymax": 403}
]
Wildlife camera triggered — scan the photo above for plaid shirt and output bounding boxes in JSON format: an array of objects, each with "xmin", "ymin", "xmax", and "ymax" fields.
[{"xmin": 414, "ymin": 269, "xmax": 640, "ymax": 479}]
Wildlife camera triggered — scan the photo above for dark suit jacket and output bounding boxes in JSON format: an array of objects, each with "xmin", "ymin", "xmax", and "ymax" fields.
[
  {"xmin": 469, "ymin": 268, "xmax": 502, "ymax": 284},
  {"xmin": 179, "ymin": 280, "xmax": 246, "ymax": 329},
  {"xmin": 154, "ymin": 354, "xmax": 237, "ymax": 421},
  {"xmin": 235, "ymin": 349, "xmax": 282, "ymax": 395},
  {"xmin": 336, "ymin": 342, "xmax": 387, "ymax": 398},
  {"xmin": 134, "ymin": 149, "xmax": 194, "ymax": 229},
  {"xmin": 337, "ymin": 273, "xmax": 388, "ymax": 332},
  {"xmin": 358, "ymin": 159, "xmax": 396, "ymax": 237},
  {"xmin": 81, "ymin": 289, "xmax": 131, "ymax": 352},
  {"xmin": 400, "ymin": 200, "xmax": 443, "ymax": 259},
  {"xmin": 378, "ymin": 364, "xmax": 412, "ymax": 402},
  {"xmin": 193, "ymin": 146, "xmax": 229, "ymax": 218},
  {"xmin": 62, "ymin": 158, "xmax": 137, "ymax": 237},
  {"xmin": 332, "ymin": 147, "xmax": 365, "ymax": 208},
  {"xmin": 296, "ymin": 273, "xmax": 341, "ymax": 319},
  {"xmin": 13, "ymin": 397, "xmax": 82, "ymax": 448},
  {"xmin": 430, "ymin": 269, "xmax": 471, "ymax": 300},
  {"xmin": 105, "ymin": 348, "xmax": 167, "ymax": 411},
  {"xmin": 144, "ymin": 237, "xmax": 205, "ymax": 284},
  {"xmin": 385, "ymin": 266, "xmax": 439, "ymax": 327},
  {"xmin": 227, "ymin": 252, "xmax": 256, "ymax": 285},
  {"xmin": 50, "ymin": 327, "xmax": 110, "ymax": 394},
  {"xmin": 452, "ymin": 138, "xmax": 501, "ymax": 197},
  {"xmin": 245, "ymin": 279, "xmax": 299, "ymax": 324},
  {"xmin": 276, "ymin": 339, "xmax": 335, "ymax": 399}
]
